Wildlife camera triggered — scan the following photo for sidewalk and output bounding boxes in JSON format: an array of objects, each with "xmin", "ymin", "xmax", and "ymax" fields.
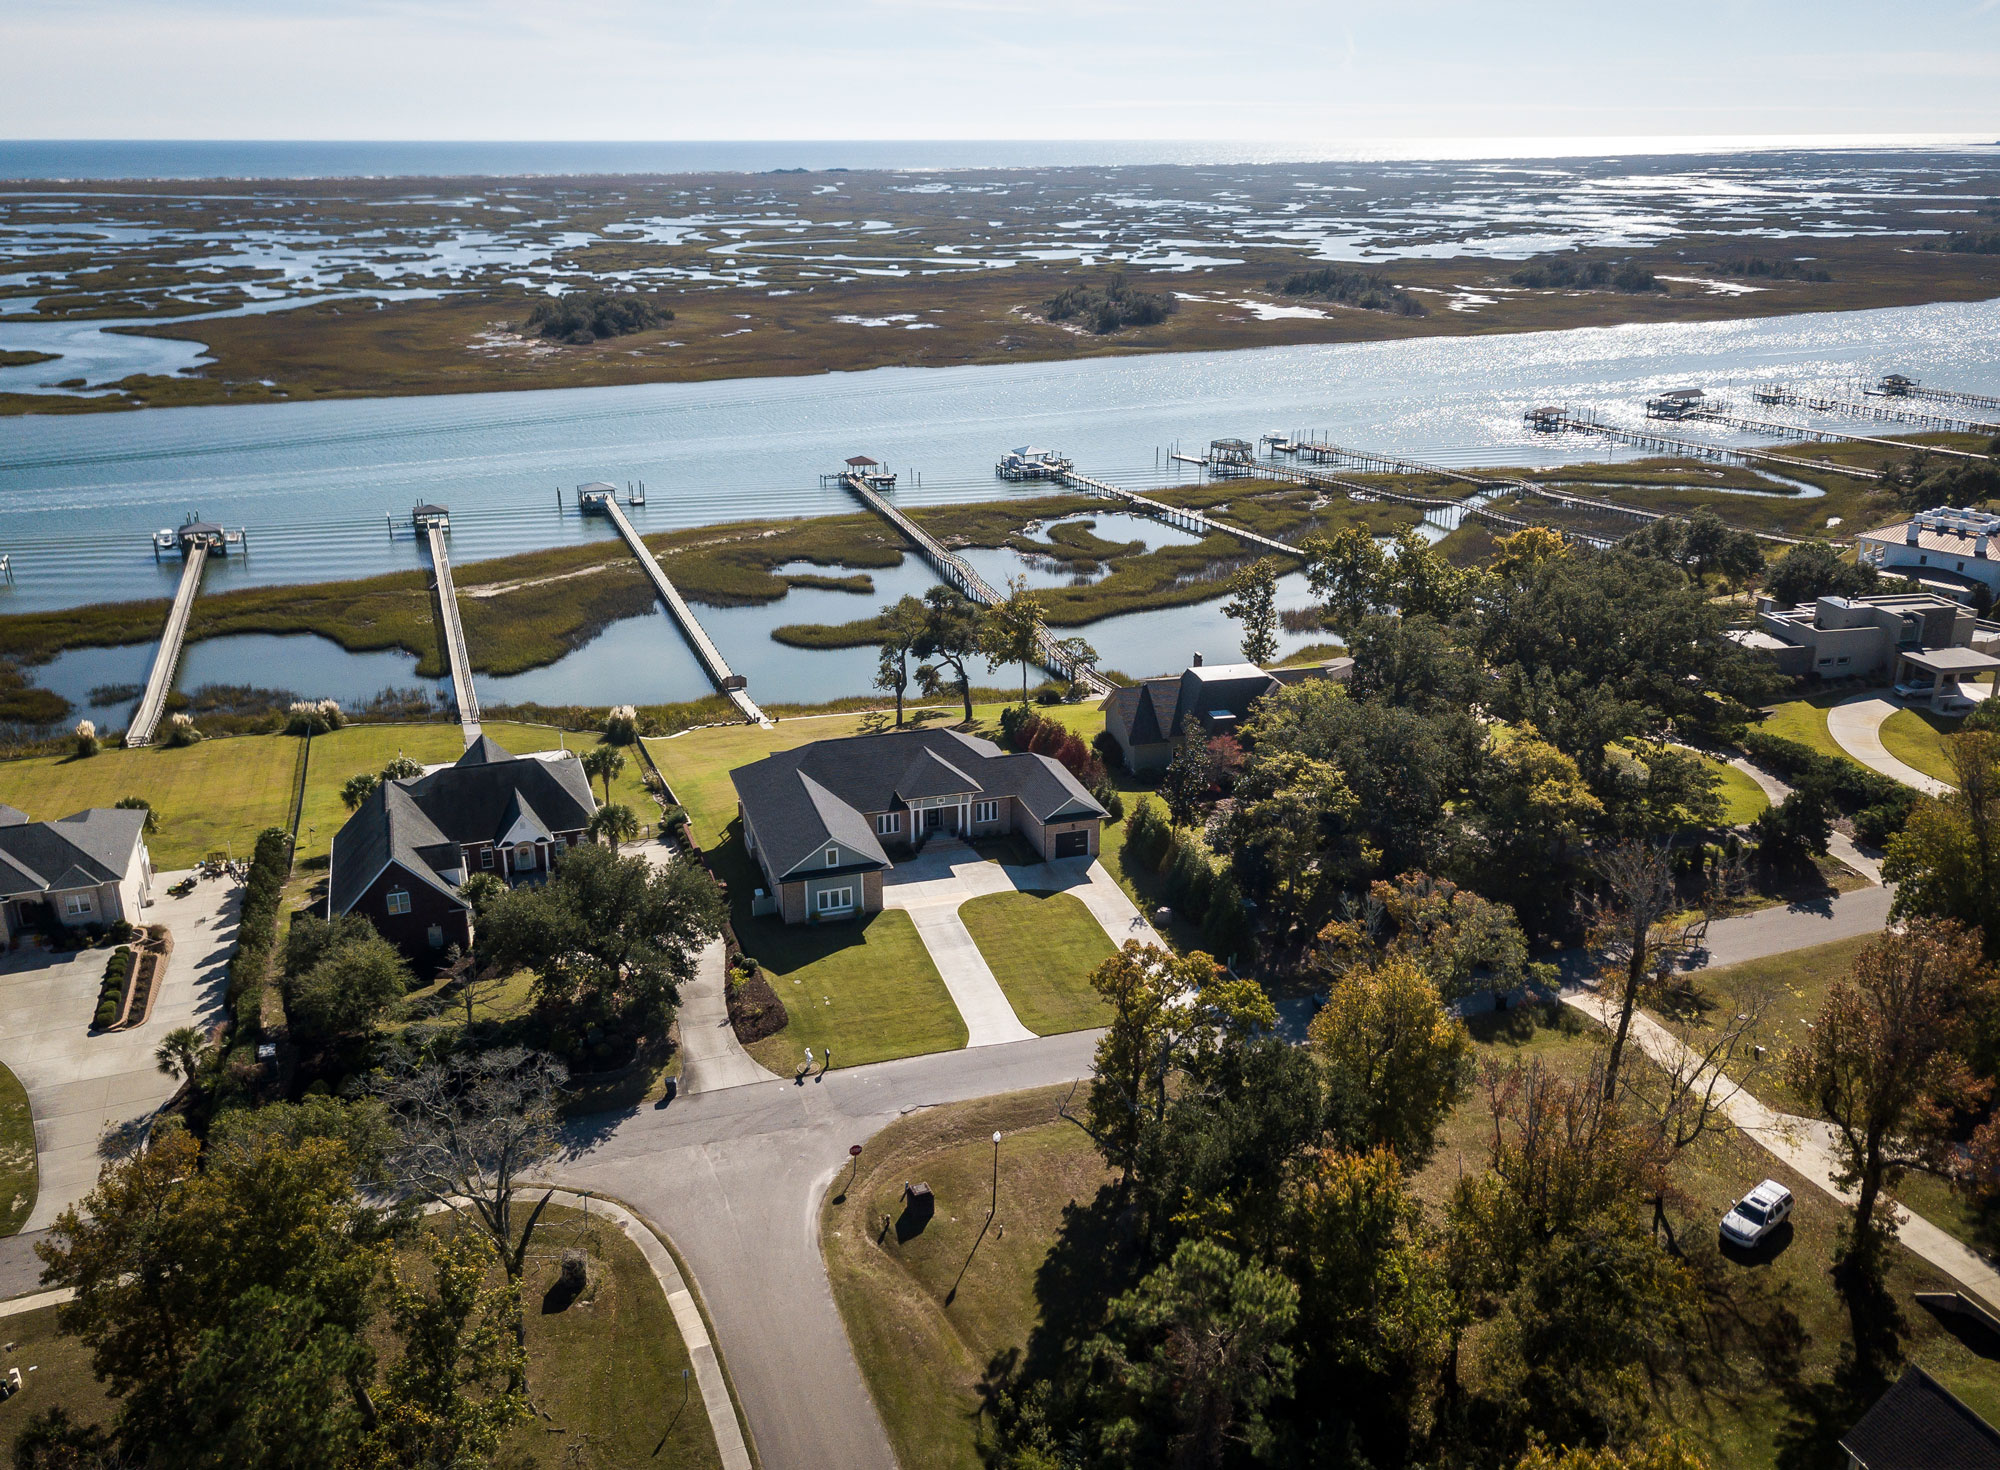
[{"xmin": 1564, "ymin": 988, "xmax": 2000, "ymax": 1311}]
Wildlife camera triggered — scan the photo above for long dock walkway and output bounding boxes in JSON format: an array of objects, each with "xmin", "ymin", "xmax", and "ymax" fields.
[
  {"xmin": 1689, "ymin": 407, "xmax": 1993, "ymax": 464},
  {"xmin": 597, "ymin": 498, "xmax": 765, "ymax": 724},
  {"xmin": 1294, "ymin": 438, "xmax": 1809, "ymax": 547},
  {"xmin": 1541, "ymin": 412, "xmax": 1884, "ymax": 483},
  {"xmin": 1057, "ymin": 471, "xmax": 1299, "ymax": 556},
  {"xmin": 1889, "ymin": 381, "xmax": 2000, "ymax": 414},
  {"xmin": 842, "ymin": 475, "xmax": 1111, "ymax": 698},
  {"xmin": 424, "ymin": 525, "xmax": 483, "ymax": 744},
  {"xmin": 125, "ymin": 546, "xmax": 206, "ymax": 748}
]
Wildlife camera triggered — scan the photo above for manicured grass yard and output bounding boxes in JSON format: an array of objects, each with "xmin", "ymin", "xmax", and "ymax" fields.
[
  {"xmin": 294, "ymin": 720, "xmax": 655, "ymax": 871},
  {"xmin": 959, "ymin": 890, "xmax": 1115, "ymax": 1035},
  {"xmin": 0, "ymin": 1058, "xmax": 36, "ymax": 1237},
  {"xmin": 1706, "ymin": 756, "xmax": 1771, "ymax": 825},
  {"xmin": 0, "ymin": 1304, "xmax": 116, "ymax": 1456},
  {"xmin": 0, "ymin": 734, "xmax": 299, "ymax": 869},
  {"xmin": 1881, "ymin": 706, "xmax": 1960, "ymax": 785},
  {"xmin": 738, "ymin": 903, "xmax": 966, "ymax": 1073},
  {"xmin": 495, "ymin": 1204, "xmax": 725, "ymax": 1470},
  {"xmin": 822, "ymin": 1087, "xmax": 1117, "ymax": 1470},
  {"xmin": 1759, "ymin": 694, "xmax": 1855, "ymax": 764}
]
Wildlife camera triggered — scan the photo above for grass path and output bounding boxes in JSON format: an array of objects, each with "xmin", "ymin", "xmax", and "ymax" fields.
[{"xmin": 959, "ymin": 891, "xmax": 1114, "ymax": 1035}]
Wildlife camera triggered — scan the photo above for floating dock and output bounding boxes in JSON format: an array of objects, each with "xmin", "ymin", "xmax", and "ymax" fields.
[
  {"xmin": 841, "ymin": 473, "xmax": 1111, "ymax": 698},
  {"xmin": 579, "ymin": 485, "xmax": 765, "ymax": 725},
  {"xmin": 127, "ymin": 519, "xmax": 232, "ymax": 747},
  {"xmin": 416, "ymin": 504, "xmax": 482, "ymax": 745}
]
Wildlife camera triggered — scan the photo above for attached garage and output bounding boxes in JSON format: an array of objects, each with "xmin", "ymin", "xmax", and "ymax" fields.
[{"xmin": 1054, "ymin": 830, "xmax": 1090, "ymax": 859}]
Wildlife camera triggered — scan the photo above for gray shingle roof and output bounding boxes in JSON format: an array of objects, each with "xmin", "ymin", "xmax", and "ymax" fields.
[
  {"xmin": 1841, "ymin": 1364, "xmax": 2000, "ymax": 1469},
  {"xmin": 328, "ymin": 741, "xmax": 596, "ymax": 916},
  {"xmin": 731, "ymin": 728, "xmax": 1105, "ymax": 880},
  {"xmin": 0, "ymin": 808, "xmax": 145, "ymax": 899}
]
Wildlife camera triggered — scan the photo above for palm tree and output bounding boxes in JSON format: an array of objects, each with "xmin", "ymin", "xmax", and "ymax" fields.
[
  {"xmin": 581, "ymin": 746, "xmax": 626, "ymax": 805},
  {"xmin": 155, "ymin": 1025, "xmax": 211, "ymax": 1091},
  {"xmin": 588, "ymin": 803, "xmax": 640, "ymax": 850},
  {"xmin": 340, "ymin": 772, "xmax": 380, "ymax": 811}
]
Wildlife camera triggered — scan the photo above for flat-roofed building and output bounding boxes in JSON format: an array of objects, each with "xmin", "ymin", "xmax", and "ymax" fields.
[{"xmin": 1731, "ymin": 590, "xmax": 2000, "ymax": 712}]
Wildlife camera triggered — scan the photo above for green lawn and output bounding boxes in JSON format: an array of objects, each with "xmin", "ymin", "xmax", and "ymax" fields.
[
  {"xmin": 497, "ymin": 1204, "xmax": 725, "ymax": 1469},
  {"xmin": 959, "ymin": 890, "xmax": 1115, "ymax": 1035},
  {"xmin": 822, "ymin": 1087, "xmax": 1118, "ymax": 1470},
  {"xmin": 295, "ymin": 720, "xmax": 655, "ymax": 870},
  {"xmin": 734, "ymin": 889, "xmax": 967, "ymax": 1073},
  {"xmin": 0, "ymin": 734, "xmax": 299, "ymax": 869},
  {"xmin": 0, "ymin": 1058, "xmax": 35, "ymax": 1236},
  {"xmin": 1759, "ymin": 694, "xmax": 1854, "ymax": 763},
  {"xmin": 1706, "ymin": 756, "xmax": 1771, "ymax": 825},
  {"xmin": 0, "ymin": 1304, "xmax": 117, "ymax": 1457},
  {"xmin": 1881, "ymin": 706, "xmax": 1960, "ymax": 786}
]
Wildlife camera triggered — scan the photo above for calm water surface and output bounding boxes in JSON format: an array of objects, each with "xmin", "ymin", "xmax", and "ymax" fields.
[{"xmin": 4, "ymin": 299, "xmax": 1997, "ymax": 709}]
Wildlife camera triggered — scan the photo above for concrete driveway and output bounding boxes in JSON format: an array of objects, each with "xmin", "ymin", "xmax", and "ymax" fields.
[
  {"xmin": 1825, "ymin": 692, "xmax": 1952, "ymax": 796},
  {"xmin": 0, "ymin": 868, "xmax": 239, "ymax": 1232}
]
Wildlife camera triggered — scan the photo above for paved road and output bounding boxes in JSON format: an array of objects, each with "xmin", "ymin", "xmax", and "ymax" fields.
[
  {"xmin": 1826, "ymin": 692, "xmax": 1951, "ymax": 796},
  {"xmin": 553, "ymin": 1030, "xmax": 1102, "ymax": 1470},
  {"xmin": 1728, "ymin": 755, "xmax": 1883, "ymax": 884}
]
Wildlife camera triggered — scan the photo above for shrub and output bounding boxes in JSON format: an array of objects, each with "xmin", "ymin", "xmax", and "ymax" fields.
[
  {"xmin": 526, "ymin": 290, "xmax": 673, "ymax": 344},
  {"xmin": 1000, "ymin": 704, "xmax": 1036, "ymax": 748},
  {"xmin": 603, "ymin": 704, "xmax": 639, "ymax": 745},
  {"xmin": 1271, "ymin": 265, "xmax": 1426, "ymax": 317},
  {"xmin": 227, "ymin": 827, "xmax": 293, "ymax": 1036},
  {"xmin": 726, "ymin": 970, "xmax": 789, "ymax": 1044},
  {"xmin": 1125, "ymin": 799, "xmax": 1171, "ymax": 871},
  {"xmin": 114, "ymin": 795, "xmax": 159, "ymax": 834},
  {"xmin": 1092, "ymin": 779, "xmax": 1125, "ymax": 822},
  {"xmin": 1166, "ymin": 832, "xmax": 1214, "ymax": 921},
  {"xmin": 1093, "ymin": 729, "xmax": 1126, "ymax": 773},
  {"xmin": 1043, "ymin": 276, "xmax": 1176, "ymax": 334},
  {"xmin": 162, "ymin": 712, "xmax": 201, "ymax": 748},
  {"xmin": 1202, "ymin": 868, "xmax": 1251, "ymax": 962},
  {"xmin": 285, "ymin": 698, "xmax": 344, "ymax": 735},
  {"xmin": 1740, "ymin": 730, "xmax": 1909, "ymax": 813},
  {"xmin": 93, "ymin": 999, "xmax": 117, "ymax": 1029},
  {"xmin": 72, "ymin": 719, "xmax": 98, "ymax": 759}
]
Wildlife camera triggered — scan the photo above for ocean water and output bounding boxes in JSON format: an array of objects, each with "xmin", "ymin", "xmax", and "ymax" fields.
[{"xmin": 3, "ymin": 136, "xmax": 1993, "ymax": 181}]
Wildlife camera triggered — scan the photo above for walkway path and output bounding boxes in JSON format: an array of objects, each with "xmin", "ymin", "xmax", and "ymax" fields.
[
  {"xmin": 1563, "ymin": 989, "xmax": 2000, "ymax": 1310},
  {"xmin": 1728, "ymin": 755, "xmax": 1883, "ymax": 884},
  {"xmin": 1826, "ymin": 692, "xmax": 1951, "ymax": 796}
]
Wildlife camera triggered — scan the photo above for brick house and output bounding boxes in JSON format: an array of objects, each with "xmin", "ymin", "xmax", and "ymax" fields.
[
  {"xmin": 730, "ymin": 728, "xmax": 1106, "ymax": 924},
  {"xmin": 327, "ymin": 735, "xmax": 596, "ymax": 959}
]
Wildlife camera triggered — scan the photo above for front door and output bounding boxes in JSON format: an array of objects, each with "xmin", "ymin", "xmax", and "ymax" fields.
[{"xmin": 924, "ymin": 808, "xmax": 943, "ymax": 832}]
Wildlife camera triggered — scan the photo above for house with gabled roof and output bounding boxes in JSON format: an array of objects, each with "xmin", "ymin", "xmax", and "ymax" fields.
[
  {"xmin": 1100, "ymin": 654, "xmax": 1350, "ymax": 773},
  {"xmin": 730, "ymin": 728, "xmax": 1106, "ymax": 923},
  {"xmin": 326, "ymin": 735, "xmax": 596, "ymax": 959},
  {"xmin": 0, "ymin": 804, "xmax": 153, "ymax": 945}
]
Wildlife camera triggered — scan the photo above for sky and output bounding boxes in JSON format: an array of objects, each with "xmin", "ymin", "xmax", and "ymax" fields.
[{"xmin": 2, "ymin": 0, "xmax": 1998, "ymax": 144}]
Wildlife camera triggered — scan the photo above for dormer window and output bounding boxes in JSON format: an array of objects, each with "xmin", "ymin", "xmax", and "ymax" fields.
[{"xmin": 826, "ymin": 847, "xmax": 838, "ymax": 866}]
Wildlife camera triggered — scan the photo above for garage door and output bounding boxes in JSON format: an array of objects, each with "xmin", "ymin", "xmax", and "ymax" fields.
[{"xmin": 1054, "ymin": 830, "xmax": 1089, "ymax": 859}]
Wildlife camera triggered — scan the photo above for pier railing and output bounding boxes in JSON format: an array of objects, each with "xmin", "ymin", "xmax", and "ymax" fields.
[
  {"xmin": 425, "ymin": 524, "xmax": 483, "ymax": 742},
  {"xmin": 126, "ymin": 545, "xmax": 207, "ymax": 747},
  {"xmin": 843, "ymin": 475, "xmax": 1112, "ymax": 698}
]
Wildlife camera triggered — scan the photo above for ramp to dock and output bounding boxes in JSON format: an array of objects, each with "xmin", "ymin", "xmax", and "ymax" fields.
[
  {"xmin": 597, "ymin": 498, "xmax": 766, "ymax": 724},
  {"xmin": 424, "ymin": 524, "xmax": 483, "ymax": 744},
  {"xmin": 125, "ymin": 545, "xmax": 207, "ymax": 748},
  {"xmin": 1057, "ymin": 471, "xmax": 1301, "ymax": 557},
  {"xmin": 843, "ymin": 475, "xmax": 1112, "ymax": 698}
]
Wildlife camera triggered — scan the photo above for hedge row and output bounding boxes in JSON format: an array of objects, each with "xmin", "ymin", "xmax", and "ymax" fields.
[
  {"xmin": 228, "ymin": 827, "xmax": 294, "ymax": 1036},
  {"xmin": 1738, "ymin": 730, "xmax": 1920, "ymax": 846},
  {"xmin": 93, "ymin": 946, "xmax": 132, "ymax": 1030}
]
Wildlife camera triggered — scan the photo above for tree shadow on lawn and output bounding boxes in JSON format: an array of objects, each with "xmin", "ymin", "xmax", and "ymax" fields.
[{"xmin": 974, "ymin": 1180, "xmax": 1141, "ymax": 1425}]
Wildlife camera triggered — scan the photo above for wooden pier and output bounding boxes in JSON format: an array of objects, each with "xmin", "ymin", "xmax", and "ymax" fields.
[
  {"xmin": 583, "ymin": 492, "xmax": 766, "ymax": 725},
  {"xmin": 1874, "ymin": 374, "xmax": 2000, "ymax": 414},
  {"xmin": 1528, "ymin": 409, "xmax": 1885, "ymax": 483},
  {"xmin": 417, "ymin": 506, "xmax": 483, "ymax": 745},
  {"xmin": 841, "ymin": 474, "xmax": 1111, "ymax": 698},
  {"xmin": 1057, "ymin": 469, "xmax": 1300, "ymax": 557},
  {"xmin": 126, "ymin": 543, "xmax": 207, "ymax": 748},
  {"xmin": 1684, "ymin": 406, "xmax": 1991, "ymax": 464}
]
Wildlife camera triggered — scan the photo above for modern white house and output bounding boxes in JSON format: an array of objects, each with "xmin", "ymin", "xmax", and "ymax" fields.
[
  {"xmin": 0, "ymin": 805, "xmax": 154, "ymax": 945},
  {"xmin": 1857, "ymin": 507, "xmax": 2000, "ymax": 606},
  {"xmin": 1732, "ymin": 590, "xmax": 2000, "ymax": 712}
]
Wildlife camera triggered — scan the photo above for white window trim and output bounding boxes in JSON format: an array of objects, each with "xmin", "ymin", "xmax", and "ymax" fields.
[
  {"xmin": 825, "ymin": 847, "xmax": 839, "ymax": 866},
  {"xmin": 386, "ymin": 889, "xmax": 411, "ymax": 916},
  {"xmin": 876, "ymin": 812, "xmax": 899, "ymax": 835},
  {"xmin": 480, "ymin": 846, "xmax": 494, "ymax": 869},
  {"xmin": 63, "ymin": 893, "xmax": 93, "ymax": 917},
  {"xmin": 975, "ymin": 800, "xmax": 998, "ymax": 823},
  {"xmin": 817, "ymin": 886, "xmax": 854, "ymax": 913}
]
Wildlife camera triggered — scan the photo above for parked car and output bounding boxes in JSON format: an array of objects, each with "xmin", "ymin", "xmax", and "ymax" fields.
[{"xmin": 1721, "ymin": 1179, "xmax": 1794, "ymax": 1248}]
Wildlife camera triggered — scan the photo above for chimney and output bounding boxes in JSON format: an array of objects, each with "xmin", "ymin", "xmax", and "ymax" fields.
[
  {"xmin": 1191, "ymin": 651, "xmax": 1203, "ymax": 667},
  {"xmin": 1979, "ymin": 532, "xmax": 1990, "ymax": 557},
  {"xmin": 1907, "ymin": 522, "xmax": 1922, "ymax": 546}
]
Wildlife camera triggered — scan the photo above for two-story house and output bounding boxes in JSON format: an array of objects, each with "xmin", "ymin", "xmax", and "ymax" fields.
[{"xmin": 327, "ymin": 735, "xmax": 596, "ymax": 959}]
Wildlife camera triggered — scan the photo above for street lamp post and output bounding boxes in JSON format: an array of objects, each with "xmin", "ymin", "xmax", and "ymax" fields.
[{"xmin": 990, "ymin": 1131, "xmax": 1002, "ymax": 1220}]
